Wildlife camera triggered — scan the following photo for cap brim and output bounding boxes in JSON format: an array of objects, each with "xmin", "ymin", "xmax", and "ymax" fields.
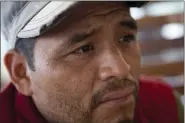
[{"xmin": 17, "ymin": 1, "xmax": 147, "ymax": 38}]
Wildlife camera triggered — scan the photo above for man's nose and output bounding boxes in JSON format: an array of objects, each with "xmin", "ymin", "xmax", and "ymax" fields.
[{"xmin": 98, "ymin": 49, "xmax": 131, "ymax": 81}]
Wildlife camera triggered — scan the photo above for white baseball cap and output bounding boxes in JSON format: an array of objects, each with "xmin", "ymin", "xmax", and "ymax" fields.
[{"xmin": 1, "ymin": 1, "xmax": 147, "ymax": 49}]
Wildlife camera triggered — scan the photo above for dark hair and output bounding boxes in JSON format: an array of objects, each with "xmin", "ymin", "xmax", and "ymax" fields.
[{"xmin": 14, "ymin": 38, "xmax": 36, "ymax": 71}]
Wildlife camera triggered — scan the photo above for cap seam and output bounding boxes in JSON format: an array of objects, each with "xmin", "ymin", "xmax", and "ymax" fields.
[
  {"xmin": 26, "ymin": 2, "xmax": 65, "ymax": 24},
  {"xmin": 18, "ymin": 26, "xmax": 40, "ymax": 33}
]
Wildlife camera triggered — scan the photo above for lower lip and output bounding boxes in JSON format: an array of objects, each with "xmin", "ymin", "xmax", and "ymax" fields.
[{"xmin": 99, "ymin": 93, "xmax": 134, "ymax": 107}]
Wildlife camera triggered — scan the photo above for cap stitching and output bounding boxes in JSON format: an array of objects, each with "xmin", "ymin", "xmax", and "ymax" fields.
[
  {"xmin": 20, "ymin": 3, "xmax": 67, "ymax": 32},
  {"xmin": 26, "ymin": 2, "xmax": 65, "ymax": 24}
]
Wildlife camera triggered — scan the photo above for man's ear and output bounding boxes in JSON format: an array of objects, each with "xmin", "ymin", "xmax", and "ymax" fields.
[{"xmin": 4, "ymin": 49, "xmax": 32, "ymax": 96}]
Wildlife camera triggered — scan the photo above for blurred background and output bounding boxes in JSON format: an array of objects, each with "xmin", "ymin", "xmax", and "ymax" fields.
[
  {"xmin": 131, "ymin": 1, "xmax": 184, "ymax": 101},
  {"xmin": 1, "ymin": 2, "xmax": 184, "ymax": 102}
]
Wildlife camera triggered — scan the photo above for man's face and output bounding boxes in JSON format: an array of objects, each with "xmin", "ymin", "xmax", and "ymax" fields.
[{"xmin": 29, "ymin": 2, "xmax": 141, "ymax": 123}]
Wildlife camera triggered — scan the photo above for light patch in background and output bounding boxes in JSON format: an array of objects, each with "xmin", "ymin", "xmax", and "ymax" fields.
[
  {"xmin": 160, "ymin": 23, "xmax": 184, "ymax": 40},
  {"xmin": 141, "ymin": 47, "xmax": 184, "ymax": 66},
  {"xmin": 163, "ymin": 75, "xmax": 184, "ymax": 104},
  {"xmin": 181, "ymin": 96, "xmax": 184, "ymax": 104},
  {"xmin": 130, "ymin": 7, "xmax": 145, "ymax": 20},
  {"xmin": 163, "ymin": 75, "xmax": 184, "ymax": 87},
  {"xmin": 160, "ymin": 48, "xmax": 184, "ymax": 63},
  {"xmin": 1, "ymin": 33, "xmax": 10, "ymax": 83},
  {"xmin": 145, "ymin": 2, "xmax": 184, "ymax": 16}
]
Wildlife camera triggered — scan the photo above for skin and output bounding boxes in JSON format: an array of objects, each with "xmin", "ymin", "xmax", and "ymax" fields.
[{"xmin": 5, "ymin": 2, "xmax": 141, "ymax": 123}]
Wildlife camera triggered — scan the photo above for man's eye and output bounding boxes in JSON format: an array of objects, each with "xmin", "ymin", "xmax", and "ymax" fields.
[
  {"xmin": 73, "ymin": 44, "xmax": 94, "ymax": 54},
  {"xmin": 119, "ymin": 35, "xmax": 135, "ymax": 43}
]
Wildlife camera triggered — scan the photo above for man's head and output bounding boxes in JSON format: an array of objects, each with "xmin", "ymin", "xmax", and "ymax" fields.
[{"xmin": 3, "ymin": 1, "xmax": 143, "ymax": 123}]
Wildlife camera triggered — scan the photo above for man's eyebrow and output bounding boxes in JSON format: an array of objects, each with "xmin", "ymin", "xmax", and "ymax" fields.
[
  {"xmin": 53, "ymin": 29, "xmax": 96, "ymax": 56},
  {"xmin": 68, "ymin": 30, "xmax": 95, "ymax": 45},
  {"xmin": 119, "ymin": 19, "xmax": 138, "ymax": 30}
]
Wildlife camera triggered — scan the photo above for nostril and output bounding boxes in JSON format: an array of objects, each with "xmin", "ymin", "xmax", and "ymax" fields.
[{"xmin": 99, "ymin": 62, "xmax": 130, "ymax": 82}]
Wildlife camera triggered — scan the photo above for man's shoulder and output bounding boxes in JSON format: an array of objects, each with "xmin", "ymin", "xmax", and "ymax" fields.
[
  {"xmin": 139, "ymin": 76, "xmax": 174, "ymax": 97},
  {"xmin": 0, "ymin": 83, "xmax": 16, "ymax": 101},
  {"xmin": 138, "ymin": 76, "xmax": 176, "ymax": 105},
  {"xmin": 0, "ymin": 83, "xmax": 16, "ymax": 123},
  {"xmin": 137, "ymin": 76, "xmax": 180, "ymax": 123}
]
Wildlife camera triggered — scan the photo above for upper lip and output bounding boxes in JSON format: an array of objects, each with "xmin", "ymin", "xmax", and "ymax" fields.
[{"xmin": 99, "ymin": 86, "xmax": 135, "ymax": 104}]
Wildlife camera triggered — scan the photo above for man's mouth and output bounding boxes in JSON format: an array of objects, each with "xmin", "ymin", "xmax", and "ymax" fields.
[{"xmin": 98, "ymin": 86, "xmax": 135, "ymax": 105}]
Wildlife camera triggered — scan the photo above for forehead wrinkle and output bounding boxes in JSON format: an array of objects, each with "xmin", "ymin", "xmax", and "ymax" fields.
[{"xmin": 81, "ymin": 8, "xmax": 130, "ymax": 20}]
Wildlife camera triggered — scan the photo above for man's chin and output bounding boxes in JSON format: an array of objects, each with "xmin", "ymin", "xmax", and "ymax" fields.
[{"xmin": 91, "ymin": 95, "xmax": 135, "ymax": 123}]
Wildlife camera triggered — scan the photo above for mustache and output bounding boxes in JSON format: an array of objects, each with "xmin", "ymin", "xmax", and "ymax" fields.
[{"xmin": 90, "ymin": 78, "xmax": 138, "ymax": 110}]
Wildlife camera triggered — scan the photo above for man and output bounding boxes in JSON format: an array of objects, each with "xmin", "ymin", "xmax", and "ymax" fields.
[{"xmin": 0, "ymin": 1, "xmax": 183, "ymax": 123}]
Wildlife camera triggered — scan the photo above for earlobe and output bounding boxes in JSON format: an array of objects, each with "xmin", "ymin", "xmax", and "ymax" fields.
[
  {"xmin": 14, "ymin": 78, "xmax": 33, "ymax": 96},
  {"xmin": 4, "ymin": 50, "xmax": 33, "ymax": 96}
]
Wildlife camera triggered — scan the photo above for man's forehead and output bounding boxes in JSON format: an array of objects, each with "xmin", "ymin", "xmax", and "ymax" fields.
[{"xmin": 67, "ymin": 2, "xmax": 130, "ymax": 17}]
